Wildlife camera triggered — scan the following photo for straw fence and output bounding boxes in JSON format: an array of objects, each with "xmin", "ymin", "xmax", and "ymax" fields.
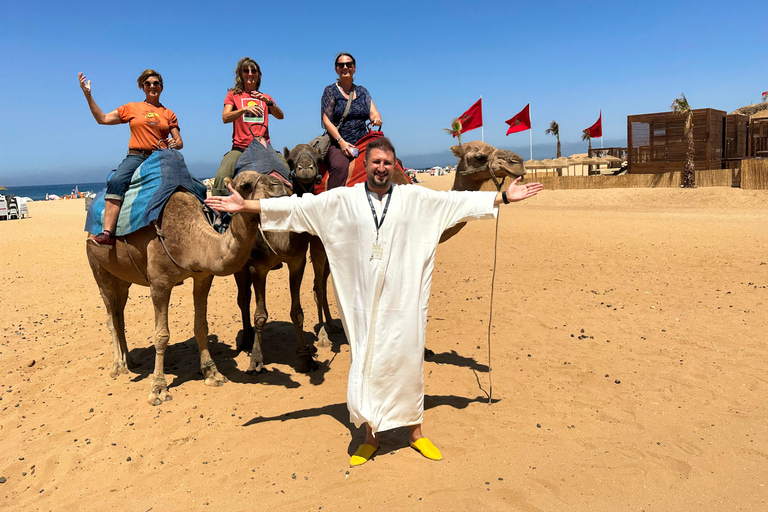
[
  {"xmin": 741, "ymin": 159, "xmax": 768, "ymax": 190},
  {"xmin": 520, "ymin": 169, "xmax": 733, "ymax": 190}
]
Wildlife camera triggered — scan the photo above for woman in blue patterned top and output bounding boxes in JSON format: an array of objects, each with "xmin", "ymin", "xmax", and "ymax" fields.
[{"xmin": 321, "ymin": 53, "xmax": 382, "ymax": 189}]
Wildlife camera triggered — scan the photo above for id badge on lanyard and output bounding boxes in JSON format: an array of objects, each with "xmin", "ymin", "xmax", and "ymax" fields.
[{"xmin": 365, "ymin": 184, "xmax": 392, "ymax": 260}]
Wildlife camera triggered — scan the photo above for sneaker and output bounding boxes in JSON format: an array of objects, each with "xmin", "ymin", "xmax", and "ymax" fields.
[{"xmin": 88, "ymin": 231, "xmax": 116, "ymax": 246}]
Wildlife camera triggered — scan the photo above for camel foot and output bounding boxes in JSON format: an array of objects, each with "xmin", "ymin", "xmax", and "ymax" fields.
[
  {"xmin": 148, "ymin": 384, "xmax": 172, "ymax": 406},
  {"xmin": 246, "ymin": 362, "xmax": 265, "ymax": 375},
  {"xmin": 201, "ymin": 362, "xmax": 227, "ymax": 387},
  {"xmin": 110, "ymin": 361, "xmax": 130, "ymax": 378},
  {"xmin": 297, "ymin": 355, "xmax": 320, "ymax": 373},
  {"xmin": 326, "ymin": 320, "xmax": 342, "ymax": 334},
  {"xmin": 316, "ymin": 327, "xmax": 331, "ymax": 348}
]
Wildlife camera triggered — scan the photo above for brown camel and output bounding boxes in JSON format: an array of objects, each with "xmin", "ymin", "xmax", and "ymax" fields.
[
  {"xmin": 233, "ymin": 144, "xmax": 324, "ymax": 374},
  {"xmin": 238, "ymin": 141, "xmax": 525, "ymax": 367},
  {"xmin": 87, "ymin": 171, "xmax": 286, "ymax": 406}
]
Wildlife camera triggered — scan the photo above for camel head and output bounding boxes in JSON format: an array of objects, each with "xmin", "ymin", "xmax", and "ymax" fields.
[
  {"xmin": 451, "ymin": 141, "xmax": 525, "ymax": 184},
  {"xmin": 227, "ymin": 171, "xmax": 290, "ymax": 201},
  {"xmin": 284, "ymin": 144, "xmax": 322, "ymax": 189}
]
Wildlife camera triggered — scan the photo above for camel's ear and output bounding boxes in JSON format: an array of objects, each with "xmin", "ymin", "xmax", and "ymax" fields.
[
  {"xmin": 451, "ymin": 145, "xmax": 465, "ymax": 158},
  {"xmin": 283, "ymin": 147, "xmax": 291, "ymax": 162},
  {"xmin": 224, "ymin": 177, "xmax": 234, "ymax": 191}
]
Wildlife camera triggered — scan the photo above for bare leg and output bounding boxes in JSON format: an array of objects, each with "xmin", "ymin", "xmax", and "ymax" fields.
[{"xmin": 103, "ymin": 198, "xmax": 121, "ymax": 233}]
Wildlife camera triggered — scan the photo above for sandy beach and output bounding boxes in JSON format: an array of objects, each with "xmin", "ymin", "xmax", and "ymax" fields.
[{"xmin": 1, "ymin": 176, "xmax": 767, "ymax": 511}]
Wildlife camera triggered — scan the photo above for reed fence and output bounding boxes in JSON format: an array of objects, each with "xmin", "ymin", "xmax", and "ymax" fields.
[
  {"xmin": 518, "ymin": 169, "xmax": 733, "ymax": 190},
  {"xmin": 741, "ymin": 159, "xmax": 768, "ymax": 190}
]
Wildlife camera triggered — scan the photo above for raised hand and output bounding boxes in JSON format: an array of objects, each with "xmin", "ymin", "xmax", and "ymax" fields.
[
  {"xmin": 505, "ymin": 177, "xmax": 543, "ymax": 202},
  {"xmin": 204, "ymin": 183, "xmax": 245, "ymax": 213},
  {"xmin": 78, "ymin": 72, "xmax": 91, "ymax": 93}
]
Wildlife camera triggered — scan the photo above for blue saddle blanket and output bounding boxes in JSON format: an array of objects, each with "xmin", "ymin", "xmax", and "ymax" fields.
[{"xmin": 85, "ymin": 149, "xmax": 207, "ymax": 236}]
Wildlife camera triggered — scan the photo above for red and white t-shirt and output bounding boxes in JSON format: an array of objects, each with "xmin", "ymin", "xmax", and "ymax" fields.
[{"xmin": 224, "ymin": 90, "xmax": 273, "ymax": 148}]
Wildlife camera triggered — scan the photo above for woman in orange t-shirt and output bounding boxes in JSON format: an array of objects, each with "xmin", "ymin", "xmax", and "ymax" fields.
[{"xmin": 78, "ymin": 69, "xmax": 183, "ymax": 246}]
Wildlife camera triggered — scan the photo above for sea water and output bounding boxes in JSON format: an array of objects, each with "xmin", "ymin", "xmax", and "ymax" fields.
[{"xmin": 2, "ymin": 182, "xmax": 107, "ymax": 201}]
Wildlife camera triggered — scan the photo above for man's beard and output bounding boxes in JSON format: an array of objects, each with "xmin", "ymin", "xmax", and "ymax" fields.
[{"xmin": 368, "ymin": 174, "xmax": 390, "ymax": 189}]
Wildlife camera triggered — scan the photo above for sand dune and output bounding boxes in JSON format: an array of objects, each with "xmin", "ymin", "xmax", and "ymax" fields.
[{"xmin": 1, "ymin": 178, "xmax": 766, "ymax": 511}]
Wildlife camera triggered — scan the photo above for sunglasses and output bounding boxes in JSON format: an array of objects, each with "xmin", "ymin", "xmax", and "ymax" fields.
[
  {"xmin": 242, "ymin": 69, "xmax": 260, "ymax": 75},
  {"xmin": 144, "ymin": 80, "xmax": 162, "ymax": 87},
  {"xmin": 336, "ymin": 62, "xmax": 355, "ymax": 69}
]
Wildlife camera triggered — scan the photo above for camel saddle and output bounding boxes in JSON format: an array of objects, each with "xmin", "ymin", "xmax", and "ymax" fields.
[{"xmin": 85, "ymin": 149, "xmax": 207, "ymax": 237}]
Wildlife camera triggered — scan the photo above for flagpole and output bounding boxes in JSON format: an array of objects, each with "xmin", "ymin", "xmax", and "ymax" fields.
[
  {"xmin": 480, "ymin": 95, "xmax": 484, "ymax": 142},
  {"xmin": 529, "ymin": 104, "xmax": 533, "ymax": 160}
]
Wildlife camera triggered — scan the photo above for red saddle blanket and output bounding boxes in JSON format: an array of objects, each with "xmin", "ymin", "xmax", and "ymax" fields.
[{"xmin": 314, "ymin": 131, "xmax": 412, "ymax": 194}]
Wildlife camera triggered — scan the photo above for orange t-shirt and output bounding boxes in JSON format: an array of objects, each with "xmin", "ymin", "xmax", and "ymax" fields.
[{"xmin": 117, "ymin": 102, "xmax": 179, "ymax": 151}]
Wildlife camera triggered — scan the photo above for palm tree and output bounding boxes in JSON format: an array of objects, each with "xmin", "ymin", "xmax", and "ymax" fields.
[
  {"xmin": 545, "ymin": 120, "xmax": 561, "ymax": 158},
  {"xmin": 443, "ymin": 118, "xmax": 463, "ymax": 146},
  {"xmin": 671, "ymin": 93, "xmax": 695, "ymax": 188}
]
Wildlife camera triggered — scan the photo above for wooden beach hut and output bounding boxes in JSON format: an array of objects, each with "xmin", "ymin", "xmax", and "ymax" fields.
[
  {"xmin": 748, "ymin": 109, "xmax": 768, "ymax": 158},
  {"xmin": 627, "ymin": 108, "xmax": 726, "ymax": 173}
]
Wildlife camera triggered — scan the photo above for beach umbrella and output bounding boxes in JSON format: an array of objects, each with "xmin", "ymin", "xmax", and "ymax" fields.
[
  {"xmin": 568, "ymin": 153, "xmax": 588, "ymax": 160},
  {"xmin": 524, "ymin": 159, "xmax": 547, "ymax": 169},
  {"xmin": 541, "ymin": 158, "xmax": 557, "ymax": 168},
  {"xmin": 553, "ymin": 157, "xmax": 570, "ymax": 167}
]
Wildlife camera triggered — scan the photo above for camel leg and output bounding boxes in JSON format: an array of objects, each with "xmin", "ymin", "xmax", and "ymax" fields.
[
  {"xmin": 246, "ymin": 267, "xmax": 269, "ymax": 374},
  {"xmin": 235, "ymin": 266, "xmax": 255, "ymax": 352},
  {"xmin": 288, "ymin": 257, "xmax": 319, "ymax": 373},
  {"xmin": 148, "ymin": 283, "xmax": 173, "ymax": 406},
  {"xmin": 90, "ymin": 265, "xmax": 133, "ymax": 377},
  {"xmin": 310, "ymin": 237, "xmax": 338, "ymax": 348},
  {"xmin": 193, "ymin": 275, "xmax": 227, "ymax": 387}
]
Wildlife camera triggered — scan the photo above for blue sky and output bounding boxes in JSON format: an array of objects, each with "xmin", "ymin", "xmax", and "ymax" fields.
[{"xmin": 0, "ymin": 0, "xmax": 765, "ymax": 186}]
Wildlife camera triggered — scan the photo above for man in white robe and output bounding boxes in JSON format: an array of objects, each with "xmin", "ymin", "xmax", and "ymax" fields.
[{"xmin": 205, "ymin": 137, "xmax": 542, "ymax": 465}]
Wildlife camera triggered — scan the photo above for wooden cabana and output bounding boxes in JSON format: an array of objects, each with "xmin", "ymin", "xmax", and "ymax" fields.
[
  {"xmin": 627, "ymin": 109, "xmax": 725, "ymax": 173},
  {"xmin": 748, "ymin": 109, "xmax": 768, "ymax": 158}
]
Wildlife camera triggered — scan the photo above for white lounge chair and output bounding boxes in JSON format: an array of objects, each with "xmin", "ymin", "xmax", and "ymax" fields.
[
  {"xmin": 16, "ymin": 197, "xmax": 29, "ymax": 218},
  {"xmin": 7, "ymin": 197, "xmax": 19, "ymax": 219},
  {"xmin": 0, "ymin": 195, "xmax": 7, "ymax": 220}
]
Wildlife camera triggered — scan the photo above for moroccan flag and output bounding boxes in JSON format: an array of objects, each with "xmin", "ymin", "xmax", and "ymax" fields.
[
  {"xmin": 455, "ymin": 98, "xmax": 483, "ymax": 136},
  {"xmin": 586, "ymin": 111, "xmax": 602, "ymax": 138},
  {"xmin": 505, "ymin": 104, "xmax": 531, "ymax": 135}
]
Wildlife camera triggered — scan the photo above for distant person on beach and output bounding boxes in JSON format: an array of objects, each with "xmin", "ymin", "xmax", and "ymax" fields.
[
  {"xmin": 78, "ymin": 69, "xmax": 182, "ymax": 246},
  {"xmin": 321, "ymin": 53, "xmax": 382, "ymax": 189},
  {"xmin": 204, "ymin": 137, "xmax": 543, "ymax": 466},
  {"xmin": 210, "ymin": 57, "xmax": 285, "ymax": 196}
]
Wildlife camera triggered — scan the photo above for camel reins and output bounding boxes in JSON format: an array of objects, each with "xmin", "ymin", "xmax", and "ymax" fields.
[{"xmin": 459, "ymin": 148, "xmax": 503, "ymax": 406}]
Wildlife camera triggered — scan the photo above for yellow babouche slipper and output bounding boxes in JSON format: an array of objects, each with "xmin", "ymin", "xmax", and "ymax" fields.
[
  {"xmin": 350, "ymin": 443, "xmax": 378, "ymax": 466},
  {"xmin": 410, "ymin": 438, "xmax": 442, "ymax": 461}
]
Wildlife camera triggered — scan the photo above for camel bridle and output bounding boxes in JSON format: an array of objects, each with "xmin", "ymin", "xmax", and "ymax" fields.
[{"xmin": 289, "ymin": 151, "xmax": 321, "ymax": 196}]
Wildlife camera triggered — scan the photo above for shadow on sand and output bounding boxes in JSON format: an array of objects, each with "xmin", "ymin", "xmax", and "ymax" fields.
[{"xmin": 242, "ymin": 394, "xmax": 500, "ymax": 456}]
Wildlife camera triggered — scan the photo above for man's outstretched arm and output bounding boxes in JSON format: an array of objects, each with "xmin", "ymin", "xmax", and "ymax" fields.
[
  {"xmin": 204, "ymin": 182, "xmax": 262, "ymax": 214},
  {"xmin": 494, "ymin": 177, "xmax": 543, "ymax": 206}
]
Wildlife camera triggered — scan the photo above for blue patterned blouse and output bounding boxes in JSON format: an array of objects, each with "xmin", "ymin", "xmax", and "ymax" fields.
[{"xmin": 321, "ymin": 84, "xmax": 372, "ymax": 145}]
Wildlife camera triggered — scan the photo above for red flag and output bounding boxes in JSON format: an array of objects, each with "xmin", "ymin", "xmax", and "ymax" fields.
[
  {"xmin": 455, "ymin": 98, "xmax": 483, "ymax": 136},
  {"xmin": 586, "ymin": 111, "xmax": 602, "ymax": 138},
  {"xmin": 505, "ymin": 104, "xmax": 531, "ymax": 135}
]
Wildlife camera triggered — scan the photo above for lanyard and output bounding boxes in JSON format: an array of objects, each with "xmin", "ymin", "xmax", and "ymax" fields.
[{"xmin": 364, "ymin": 183, "xmax": 392, "ymax": 242}]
